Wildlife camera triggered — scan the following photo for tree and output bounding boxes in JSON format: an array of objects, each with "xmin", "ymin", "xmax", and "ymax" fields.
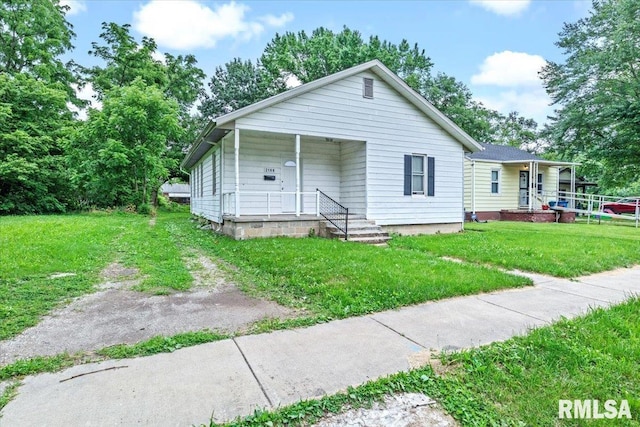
[
  {"xmin": 0, "ymin": 0, "xmax": 78, "ymax": 214},
  {"xmin": 260, "ymin": 27, "xmax": 433, "ymax": 91},
  {"xmin": 492, "ymin": 111, "xmax": 538, "ymax": 149},
  {"xmin": 81, "ymin": 22, "xmax": 205, "ymax": 185},
  {"xmin": 0, "ymin": 0, "xmax": 75, "ymax": 86},
  {"xmin": 0, "ymin": 74, "xmax": 76, "ymax": 214},
  {"xmin": 200, "ymin": 58, "xmax": 285, "ymax": 119},
  {"xmin": 68, "ymin": 78, "xmax": 180, "ymax": 208},
  {"xmin": 541, "ymin": 0, "xmax": 640, "ymax": 188},
  {"xmin": 84, "ymin": 23, "xmax": 204, "ymax": 111}
]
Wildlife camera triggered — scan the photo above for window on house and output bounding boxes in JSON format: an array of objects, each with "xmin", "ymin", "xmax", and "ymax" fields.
[
  {"xmin": 363, "ymin": 77, "xmax": 374, "ymax": 99},
  {"xmin": 491, "ymin": 169, "xmax": 500, "ymax": 194},
  {"xmin": 537, "ymin": 173, "xmax": 543, "ymax": 194},
  {"xmin": 412, "ymin": 155, "xmax": 425, "ymax": 195},
  {"xmin": 211, "ymin": 152, "xmax": 217, "ymax": 196},
  {"xmin": 404, "ymin": 155, "xmax": 435, "ymax": 196},
  {"xmin": 199, "ymin": 163, "xmax": 203, "ymax": 198}
]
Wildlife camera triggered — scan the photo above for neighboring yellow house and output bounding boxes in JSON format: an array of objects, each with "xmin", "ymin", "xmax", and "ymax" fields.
[{"xmin": 464, "ymin": 143, "xmax": 576, "ymax": 221}]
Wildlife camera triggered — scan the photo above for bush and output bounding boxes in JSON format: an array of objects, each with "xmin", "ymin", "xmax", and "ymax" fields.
[{"xmin": 137, "ymin": 203, "xmax": 152, "ymax": 215}]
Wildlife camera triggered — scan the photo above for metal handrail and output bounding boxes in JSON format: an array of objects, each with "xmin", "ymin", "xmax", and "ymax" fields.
[{"xmin": 317, "ymin": 188, "xmax": 349, "ymax": 240}]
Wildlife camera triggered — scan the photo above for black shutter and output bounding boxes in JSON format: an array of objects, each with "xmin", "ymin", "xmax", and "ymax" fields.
[
  {"xmin": 404, "ymin": 155, "xmax": 412, "ymax": 195},
  {"xmin": 427, "ymin": 156, "xmax": 435, "ymax": 196}
]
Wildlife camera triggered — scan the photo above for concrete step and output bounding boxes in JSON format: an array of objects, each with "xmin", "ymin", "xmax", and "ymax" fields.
[{"xmin": 320, "ymin": 219, "xmax": 391, "ymax": 245}]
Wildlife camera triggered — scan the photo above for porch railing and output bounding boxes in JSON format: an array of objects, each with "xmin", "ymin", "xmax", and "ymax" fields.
[
  {"xmin": 317, "ymin": 188, "xmax": 349, "ymax": 240},
  {"xmin": 222, "ymin": 191, "xmax": 321, "ymax": 217}
]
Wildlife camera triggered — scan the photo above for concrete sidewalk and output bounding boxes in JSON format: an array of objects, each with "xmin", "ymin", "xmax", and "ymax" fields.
[{"xmin": 2, "ymin": 267, "xmax": 639, "ymax": 426}]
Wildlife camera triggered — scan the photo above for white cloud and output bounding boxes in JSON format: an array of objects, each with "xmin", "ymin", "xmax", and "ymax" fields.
[
  {"xmin": 133, "ymin": 1, "xmax": 294, "ymax": 50},
  {"xmin": 471, "ymin": 51, "xmax": 552, "ymax": 124},
  {"xmin": 285, "ymin": 74, "xmax": 302, "ymax": 88},
  {"xmin": 260, "ymin": 12, "xmax": 294, "ymax": 27},
  {"xmin": 59, "ymin": 0, "xmax": 87, "ymax": 16},
  {"xmin": 469, "ymin": 0, "xmax": 530, "ymax": 16},
  {"xmin": 151, "ymin": 51, "xmax": 166, "ymax": 64},
  {"xmin": 477, "ymin": 88, "xmax": 552, "ymax": 124},
  {"xmin": 471, "ymin": 51, "xmax": 546, "ymax": 87},
  {"xmin": 68, "ymin": 83, "xmax": 101, "ymax": 121}
]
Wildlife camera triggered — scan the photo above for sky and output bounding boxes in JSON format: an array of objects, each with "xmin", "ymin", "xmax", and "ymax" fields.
[{"xmin": 60, "ymin": 0, "xmax": 593, "ymax": 126}]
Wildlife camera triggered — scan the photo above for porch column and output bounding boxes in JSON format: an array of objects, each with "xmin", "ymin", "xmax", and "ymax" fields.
[
  {"xmin": 570, "ymin": 165, "xmax": 576, "ymax": 209},
  {"xmin": 295, "ymin": 134, "xmax": 301, "ymax": 217},
  {"xmin": 528, "ymin": 161, "xmax": 533, "ymax": 212},
  {"xmin": 471, "ymin": 160, "xmax": 476, "ymax": 215},
  {"xmin": 234, "ymin": 128, "xmax": 240, "ymax": 217}
]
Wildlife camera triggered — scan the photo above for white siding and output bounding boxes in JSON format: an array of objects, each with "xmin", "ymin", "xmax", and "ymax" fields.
[
  {"xmin": 190, "ymin": 144, "xmax": 221, "ymax": 221},
  {"xmin": 340, "ymin": 141, "xmax": 366, "ymax": 215},
  {"xmin": 235, "ymin": 71, "xmax": 466, "ymax": 225}
]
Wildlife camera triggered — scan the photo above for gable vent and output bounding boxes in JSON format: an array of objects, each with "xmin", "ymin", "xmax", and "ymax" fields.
[{"xmin": 363, "ymin": 77, "xmax": 374, "ymax": 99}]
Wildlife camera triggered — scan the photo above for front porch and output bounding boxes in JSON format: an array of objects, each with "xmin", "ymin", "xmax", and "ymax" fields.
[{"xmin": 221, "ymin": 129, "xmax": 366, "ymax": 219}]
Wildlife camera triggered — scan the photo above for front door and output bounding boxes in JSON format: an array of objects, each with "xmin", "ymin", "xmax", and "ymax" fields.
[
  {"xmin": 281, "ymin": 159, "xmax": 297, "ymax": 212},
  {"xmin": 519, "ymin": 171, "xmax": 529, "ymax": 207}
]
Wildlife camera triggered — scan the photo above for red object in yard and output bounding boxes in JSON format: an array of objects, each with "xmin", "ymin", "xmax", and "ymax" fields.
[
  {"xmin": 542, "ymin": 204, "xmax": 550, "ymax": 210},
  {"xmin": 601, "ymin": 197, "xmax": 640, "ymax": 214}
]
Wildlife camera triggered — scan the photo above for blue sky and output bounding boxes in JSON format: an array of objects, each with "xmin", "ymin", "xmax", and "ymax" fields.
[{"xmin": 61, "ymin": 0, "xmax": 592, "ymax": 125}]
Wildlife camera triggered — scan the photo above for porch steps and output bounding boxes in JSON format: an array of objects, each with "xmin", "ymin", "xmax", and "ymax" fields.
[{"xmin": 321, "ymin": 218, "xmax": 391, "ymax": 245}]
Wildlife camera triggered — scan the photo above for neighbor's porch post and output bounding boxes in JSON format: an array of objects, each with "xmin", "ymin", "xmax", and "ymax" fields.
[
  {"xmin": 295, "ymin": 134, "xmax": 301, "ymax": 217},
  {"xmin": 471, "ymin": 160, "xmax": 476, "ymax": 215},
  {"xmin": 570, "ymin": 164, "xmax": 576, "ymax": 209},
  {"xmin": 234, "ymin": 128, "xmax": 240, "ymax": 217},
  {"xmin": 528, "ymin": 161, "xmax": 533, "ymax": 212}
]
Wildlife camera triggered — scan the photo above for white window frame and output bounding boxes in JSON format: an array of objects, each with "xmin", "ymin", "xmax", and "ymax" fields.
[
  {"xmin": 490, "ymin": 169, "xmax": 501, "ymax": 195},
  {"xmin": 537, "ymin": 172, "xmax": 543, "ymax": 195},
  {"xmin": 363, "ymin": 77, "xmax": 374, "ymax": 99},
  {"xmin": 211, "ymin": 152, "xmax": 217, "ymax": 196},
  {"xmin": 411, "ymin": 154, "xmax": 425, "ymax": 195}
]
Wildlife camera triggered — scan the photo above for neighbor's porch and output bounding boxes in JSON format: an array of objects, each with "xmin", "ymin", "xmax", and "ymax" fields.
[{"xmin": 218, "ymin": 128, "xmax": 365, "ymax": 233}]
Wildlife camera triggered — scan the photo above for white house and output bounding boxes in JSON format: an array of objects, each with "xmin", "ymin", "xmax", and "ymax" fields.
[{"xmin": 182, "ymin": 60, "xmax": 483, "ymax": 239}]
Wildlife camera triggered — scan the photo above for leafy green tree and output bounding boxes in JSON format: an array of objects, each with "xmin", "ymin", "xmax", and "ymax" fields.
[
  {"xmin": 0, "ymin": 74, "xmax": 75, "ymax": 214},
  {"xmin": 0, "ymin": 0, "xmax": 75, "ymax": 85},
  {"xmin": 261, "ymin": 27, "xmax": 433, "ymax": 91},
  {"xmin": 0, "ymin": 0, "xmax": 78, "ymax": 214},
  {"xmin": 79, "ymin": 22, "xmax": 205, "ymax": 188},
  {"xmin": 541, "ymin": 0, "xmax": 640, "ymax": 188},
  {"xmin": 200, "ymin": 58, "xmax": 285, "ymax": 119},
  {"xmin": 69, "ymin": 78, "xmax": 181, "ymax": 208},
  {"xmin": 492, "ymin": 111, "xmax": 538, "ymax": 148}
]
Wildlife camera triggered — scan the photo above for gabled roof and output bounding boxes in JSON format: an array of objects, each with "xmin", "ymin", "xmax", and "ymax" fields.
[
  {"xmin": 467, "ymin": 143, "xmax": 576, "ymax": 166},
  {"xmin": 160, "ymin": 182, "xmax": 190, "ymax": 194},
  {"xmin": 182, "ymin": 60, "xmax": 483, "ymax": 169}
]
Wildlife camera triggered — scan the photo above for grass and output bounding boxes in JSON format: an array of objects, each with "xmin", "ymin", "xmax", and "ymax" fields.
[
  {"xmin": 0, "ymin": 211, "xmax": 192, "ymax": 340},
  {"xmin": 391, "ymin": 221, "xmax": 640, "ymax": 277},
  {"xmin": 167, "ymin": 219, "xmax": 530, "ymax": 319},
  {"xmin": 215, "ymin": 298, "xmax": 640, "ymax": 426}
]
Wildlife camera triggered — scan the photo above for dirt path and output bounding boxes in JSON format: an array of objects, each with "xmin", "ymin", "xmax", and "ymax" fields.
[{"xmin": 0, "ymin": 255, "xmax": 296, "ymax": 366}]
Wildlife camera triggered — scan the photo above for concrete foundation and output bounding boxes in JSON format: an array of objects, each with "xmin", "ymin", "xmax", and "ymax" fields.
[
  {"xmin": 381, "ymin": 222, "xmax": 463, "ymax": 236},
  {"xmin": 220, "ymin": 215, "xmax": 321, "ymax": 240}
]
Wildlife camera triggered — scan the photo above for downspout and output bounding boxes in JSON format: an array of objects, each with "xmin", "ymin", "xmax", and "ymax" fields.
[
  {"xmin": 234, "ymin": 128, "xmax": 240, "ymax": 217},
  {"xmin": 295, "ymin": 134, "xmax": 301, "ymax": 217}
]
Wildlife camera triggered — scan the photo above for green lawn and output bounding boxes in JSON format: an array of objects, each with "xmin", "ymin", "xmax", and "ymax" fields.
[
  {"xmin": 0, "ymin": 211, "xmax": 192, "ymax": 340},
  {"xmin": 167, "ymin": 218, "xmax": 530, "ymax": 319},
  {"xmin": 218, "ymin": 298, "xmax": 640, "ymax": 426},
  {"xmin": 391, "ymin": 221, "xmax": 640, "ymax": 277}
]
